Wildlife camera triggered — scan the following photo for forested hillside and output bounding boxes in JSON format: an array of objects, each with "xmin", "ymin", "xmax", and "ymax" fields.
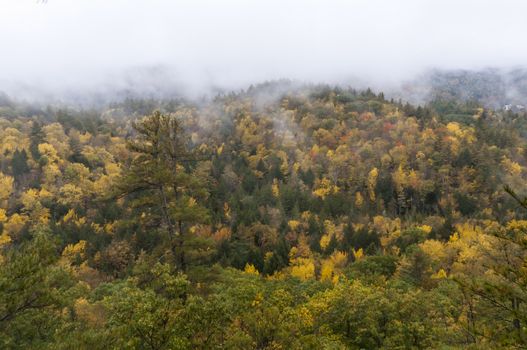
[
  {"xmin": 1, "ymin": 83, "xmax": 527, "ymax": 349},
  {"xmin": 400, "ymin": 68, "xmax": 527, "ymax": 110}
]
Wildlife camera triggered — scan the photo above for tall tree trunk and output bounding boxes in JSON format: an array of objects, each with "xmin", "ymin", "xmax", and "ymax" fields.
[{"xmin": 159, "ymin": 185, "xmax": 175, "ymax": 237}]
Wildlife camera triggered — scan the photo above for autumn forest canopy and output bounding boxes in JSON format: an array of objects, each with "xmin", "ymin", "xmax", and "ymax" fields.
[
  {"xmin": 1, "ymin": 81, "xmax": 527, "ymax": 349},
  {"xmin": 5, "ymin": 0, "xmax": 527, "ymax": 348}
]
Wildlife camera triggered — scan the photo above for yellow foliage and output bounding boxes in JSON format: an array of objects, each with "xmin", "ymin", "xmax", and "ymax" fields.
[
  {"xmin": 506, "ymin": 220, "xmax": 527, "ymax": 234},
  {"xmin": 288, "ymin": 220, "xmax": 301, "ymax": 231},
  {"xmin": 91, "ymin": 223, "xmax": 103, "ymax": 234},
  {"xmin": 62, "ymin": 240, "xmax": 87, "ymax": 260},
  {"xmin": 324, "ymin": 220, "xmax": 336, "ymax": 236},
  {"xmin": 3, "ymin": 213, "xmax": 28, "ymax": 237},
  {"xmin": 58, "ymin": 184, "xmax": 84, "ymax": 206},
  {"xmin": 38, "ymin": 143, "xmax": 59, "ymax": 161},
  {"xmin": 446, "ymin": 122, "xmax": 476, "ymax": 143},
  {"xmin": 78, "ymin": 132, "xmax": 92, "ymax": 144},
  {"xmin": 320, "ymin": 261, "xmax": 334, "ymax": 282},
  {"xmin": 355, "ymin": 192, "xmax": 364, "ymax": 208},
  {"xmin": 432, "ymin": 268, "xmax": 448, "ymax": 279},
  {"xmin": 272, "ymin": 179, "xmax": 280, "ymax": 198},
  {"xmin": 251, "ymin": 292, "xmax": 263, "ymax": 307},
  {"xmin": 501, "ymin": 157, "xmax": 522, "ymax": 176},
  {"xmin": 301, "ymin": 211, "xmax": 311, "ymax": 221},
  {"xmin": 39, "ymin": 188, "xmax": 53, "ymax": 201},
  {"xmin": 407, "ymin": 169, "xmax": 420, "ymax": 189},
  {"xmin": 295, "ymin": 234, "xmax": 312, "ymax": 257},
  {"xmin": 416, "ymin": 151, "xmax": 426, "ymax": 160},
  {"xmin": 392, "ymin": 165, "xmax": 407, "ymax": 192},
  {"xmin": 43, "ymin": 163, "xmax": 61, "ymax": 186},
  {"xmin": 446, "ymin": 122, "xmax": 461, "ymax": 135},
  {"xmin": 76, "ymin": 217, "xmax": 86, "ymax": 228},
  {"xmin": 353, "ymin": 248, "xmax": 364, "ymax": 261},
  {"xmin": 419, "ymin": 239, "xmax": 447, "ymax": 264},
  {"xmin": 21, "ymin": 188, "xmax": 40, "ymax": 211},
  {"xmin": 105, "ymin": 163, "xmax": 121, "ymax": 176},
  {"xmin": 62, "ymin": 209, "xmax": 86, "ymax": 228},
  {"xmin": 330, "ymin": 250, "xmax": 348, "ymax": 268},
  {"xmin": 104, "ymin": 222, "xmax": 115, "ymax": 235},
  {"xmin": 244, "ymin": 263, "xmax": 260, "ymax": 276},
  {"xmin": 0, "ymin": 232, "xmax": 11, "ymax": 247},
  {"xmin": 290, "ymin": 257, "xmax": 315, "ymax": 280},
  {"xmin": 372, "ymin": 215, "xmax": 401, "ymax": 234},
  {"xmin": 276, "ymin": 150, "xmax": 289, "ymax": 175},
  {"xmin": 455, "ymin": 222, "xmax": 481, "ymax": 241},
  {"xmin": 93, "ymin": 176, "xmax": 112, "ymax": 195},
  {"xmin": 0, "ymin": 173, "xmax": 14, "ymax": 206},
  {"xmin": 223, "ymin": 202, "xmax": 231, "ymax": 220},
  {"xmin": 352, "ymin": 223, "xmax": 364, "ymax": 232},
  {"xmin": 367, "ymin": 167, "xmax": 378, "ymax": 201},
  {"xmin": 310, "ymin": 144, "xmax": 320, "ymax": 156},
  {"xmin": 0, "ymin": 209, "xmax": 7, "ymax": 223},
  {"xmin": 313, "ymin": 178, "xmax": 339, "ymax": 199},
  {"xmin": 293, "ymin": 162, "xmax": 301, "ymax": 173},
  {"xmin": 0, "ymin": 128, "xmax": 24, "ymax": 154},
  {"xmin": 296, "ymin": 306, "xmax": 314, "ymax": 328},
  {"xmin": 43, "ymin": 123, "xmax": 70, "ymax": 158},
  {"xmin": 288, "ymin": 246, "xmax": 299, "ymax": 259},
  {"xmin": 18, "ymin": 188, "xmax": 51, "ymax": 225},
  {"xmin": 320, "ymin": 234, "xmax": 331, "ymax": 250},
  {"xmin": 63, "ymin": 209, "xmax": 77, "ymax": 223},
  {"xmin": 419, "ymin": 225, "xmax": 433, "ymax": 234},
  {"xmin": 34, "ymin": 206, "xmax": 51, "ymax": 225},
  {"xmin": 321, "ymin": 251, "xmax": 348, "ymax": 282}
]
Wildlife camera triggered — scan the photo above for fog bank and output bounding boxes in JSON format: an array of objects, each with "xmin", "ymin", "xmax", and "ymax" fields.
[{"xmin": 1, "ymin": 0, "xmax": 527, "ymax": 103}]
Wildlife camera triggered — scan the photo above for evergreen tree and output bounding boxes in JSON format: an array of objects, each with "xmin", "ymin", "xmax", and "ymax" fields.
[
  {"xmin": 117, "ymin": 111, "xmax": 209, "ymax": 271},
  {"xmin": 11, "ymin": 149, "xmax": 29, "ymax": 182},
  {"xmin": 29, "ymin": 121, "xmax": 44, "ymax": 162}
]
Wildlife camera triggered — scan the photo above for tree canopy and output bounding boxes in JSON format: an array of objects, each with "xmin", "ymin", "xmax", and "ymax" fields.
[{"xmin": 0, "ymin": 84, "xmax": 526, "ymax": 348}]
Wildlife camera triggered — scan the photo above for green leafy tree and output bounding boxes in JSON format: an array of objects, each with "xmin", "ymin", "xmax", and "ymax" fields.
[
  {"xmin": 103, "ymin": 263, "xmax": 191, "ymax": 350},
  {"xmin": 0, "ymin": 230, "xmax": 75, "ymax": 349}
]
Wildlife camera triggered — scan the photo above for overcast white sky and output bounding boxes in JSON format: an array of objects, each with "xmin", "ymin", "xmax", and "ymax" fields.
[{"xmin": 1, "ymin": 0, "xmax": 527, "ymax": 99}]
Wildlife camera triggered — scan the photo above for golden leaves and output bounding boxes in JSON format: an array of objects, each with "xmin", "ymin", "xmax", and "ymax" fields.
[
  {"xmin": 367, "ymin": 167, "xmax": 378, "ymax": 201},
  {"xmin": 501, "ymin": 156, "xmax": 523, "ymax": 176},
  {"xmin": 244, "ymin": 263, "xmax": 260, "ymax": 276},
  {"xmin": 3, "ymin": 213, "xmax": 28, "ymax": 238},
  {"xmin": 355, "ymin": 192, "xmax": 364, "ymax": 208},
  {"xmin": 0, "ymin": 173, "xmax": 14, "ymax": 206},
  {"xmin": 313, "ymin": 178, "xmax": 339, "ymax": 199},
  {"xmin": 272, "ymin": 179, "xmax": 280, "ymax": 198},
  {"xmin": 290, "ymin": 257, "xmax": 315, "ymax": 281},
  {"xmin": 62, "ymin": 240, "xmax": 87, "ymax": 260}
]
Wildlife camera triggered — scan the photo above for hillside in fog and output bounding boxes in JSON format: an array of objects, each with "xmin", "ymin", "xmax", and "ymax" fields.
[{"xmin": 2, "ymin": 1, "xmax": 527, "ymax": 349}]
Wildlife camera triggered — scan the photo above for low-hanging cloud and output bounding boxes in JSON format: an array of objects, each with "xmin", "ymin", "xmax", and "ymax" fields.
[{"xmin": 1, "ymin": 0, "xmax": 527, "ymax": 103}]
